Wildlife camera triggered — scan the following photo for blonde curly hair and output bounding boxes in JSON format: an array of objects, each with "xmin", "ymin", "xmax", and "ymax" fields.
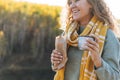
[{"xmin": 60, "ymin": 0, "xmax": 120, "ymax": 37}]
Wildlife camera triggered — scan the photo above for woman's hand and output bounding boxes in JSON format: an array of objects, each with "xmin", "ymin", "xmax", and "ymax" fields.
[
  {"xmin": 85, "ymin": 34, "xmax": 102, "ymax": 68},
  {"xmin": 51, "ymin": 49, "xmax": 63, "ymax": 66}
]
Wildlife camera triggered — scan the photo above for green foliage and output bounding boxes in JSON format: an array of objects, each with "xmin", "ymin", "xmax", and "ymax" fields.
[
  {"xmin": 0, "ymin": 31, "xmax": 8, "ymax": 58},
  {"xmin": 0, "ymin": 0, "xmax": 62, "ymax": 79}
]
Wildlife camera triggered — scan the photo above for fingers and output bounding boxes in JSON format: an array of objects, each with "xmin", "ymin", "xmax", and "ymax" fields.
[
  {"xmin": 85, "ymin": 36, "xmax": 102, "ymax": 67},
  {"xmin": 85, "ymin": 36, "xmax": 99, "ymax": 53},
  {"xmin": 86, "ymin": 41, "xmax": 98, "ymax": 52},
  {"xmin": 90, "ymin": 34, "xmax": 100, "ymax": 43},
  {"xmin": 85, "ymin": 34, "xmax": 102, "ymax": 68},
  {"xmin": 51, "ymin": 50, "xmax": 63, "ymax": 65},
  {"xmin": 86, "ymin": 38, "xmax": 99, "ymax": 49},
  {"xmin": 52, "ymin": 50, "xmax": 63, "ymax": 58}
]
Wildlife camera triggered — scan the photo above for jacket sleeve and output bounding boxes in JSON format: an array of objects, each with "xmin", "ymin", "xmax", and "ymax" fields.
[{"xmin": 95, "ymin": 29, "xmax": 120, "ymax": 80}]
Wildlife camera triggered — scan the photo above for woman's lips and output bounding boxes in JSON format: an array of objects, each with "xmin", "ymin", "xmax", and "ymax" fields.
[
  {"xmin": 72, "ymin": 9, "xmax": 80, "ymax": 14},
  {"xmin": 72, "ymin": 11, "xmax": 80, "ymax": 15}
]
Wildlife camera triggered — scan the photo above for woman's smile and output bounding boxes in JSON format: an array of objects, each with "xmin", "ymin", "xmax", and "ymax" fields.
[
  {"xmin": 72, "ymin": 9, "xmax": 80, "ymax": 14},
  {"xmin": 69, "ymin": 0, "xmax": 92, "ymax": 23}
]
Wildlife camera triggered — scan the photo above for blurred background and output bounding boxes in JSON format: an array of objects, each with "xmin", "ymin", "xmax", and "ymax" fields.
[{"xmin": 0, "ymin": 0, "xmax": 119, "ymax": 80}]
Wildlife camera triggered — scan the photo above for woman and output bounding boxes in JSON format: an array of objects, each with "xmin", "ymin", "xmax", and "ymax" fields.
[{"xmin": 51, "ymin": 0, "xmax": 120, "ymax": 80}]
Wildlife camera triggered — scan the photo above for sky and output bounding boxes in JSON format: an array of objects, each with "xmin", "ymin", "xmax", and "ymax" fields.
[{"xmin": 16, "ymin": 0, "xmax": 120, "ymax": 19}]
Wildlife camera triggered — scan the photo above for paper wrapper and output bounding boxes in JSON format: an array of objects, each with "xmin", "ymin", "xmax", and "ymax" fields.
[{"xmin": 52, "ymin": 35, "xmax": 68, "ymax": 70}]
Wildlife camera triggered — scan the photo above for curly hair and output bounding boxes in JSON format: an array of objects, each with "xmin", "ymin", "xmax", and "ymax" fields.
[{"xmin": 60, "ymin": 0, "xmax": 120, "ymax": 36}]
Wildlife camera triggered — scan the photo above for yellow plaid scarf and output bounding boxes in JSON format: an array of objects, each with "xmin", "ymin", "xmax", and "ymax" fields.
[{"xmin": 54, "ymin": 16, "xmax": 108, "ymax": 80}]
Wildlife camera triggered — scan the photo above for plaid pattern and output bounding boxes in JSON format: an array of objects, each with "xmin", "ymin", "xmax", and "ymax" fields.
[{"xmin": 54, "ymin": 16, "xmax": 108, "ymax": 80}]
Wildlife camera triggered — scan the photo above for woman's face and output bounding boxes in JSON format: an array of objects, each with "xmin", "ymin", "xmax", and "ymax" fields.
[{"xmin": 68, "ymin": 0, "xmax": 92, "ymax": 22}]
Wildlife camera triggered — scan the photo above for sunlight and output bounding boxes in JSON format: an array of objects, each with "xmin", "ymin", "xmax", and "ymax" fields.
[
  {"xmin": 16, "ymin": 0, "xmax": 120, "ymax": 19},
  {"xmin": 105, "ymin": 0, "xmax": 120, "ymax": 19},
  {"xmin": 16, "ymin": 0, "xmax": 66, "ymax": 6}
]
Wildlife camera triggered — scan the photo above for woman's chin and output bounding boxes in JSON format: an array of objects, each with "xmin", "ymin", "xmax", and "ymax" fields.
[
  {"xmin": 73, "ymin": 17, "xmax": 81, "ymax": 22},
  {"xmin": 73, "ymin": 18, "xmax": 80, "ymax": 22}
]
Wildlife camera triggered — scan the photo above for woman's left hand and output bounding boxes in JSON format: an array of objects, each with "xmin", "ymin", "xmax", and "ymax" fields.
[{"xmin": 85, "ymin": 34, "xmax": 102, "ymax": 68}]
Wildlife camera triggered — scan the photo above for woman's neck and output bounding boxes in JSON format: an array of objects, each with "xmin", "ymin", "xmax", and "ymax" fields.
[{"xmin": 79, "ymin": 14, "xmax": 93, "ymax": 27}]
